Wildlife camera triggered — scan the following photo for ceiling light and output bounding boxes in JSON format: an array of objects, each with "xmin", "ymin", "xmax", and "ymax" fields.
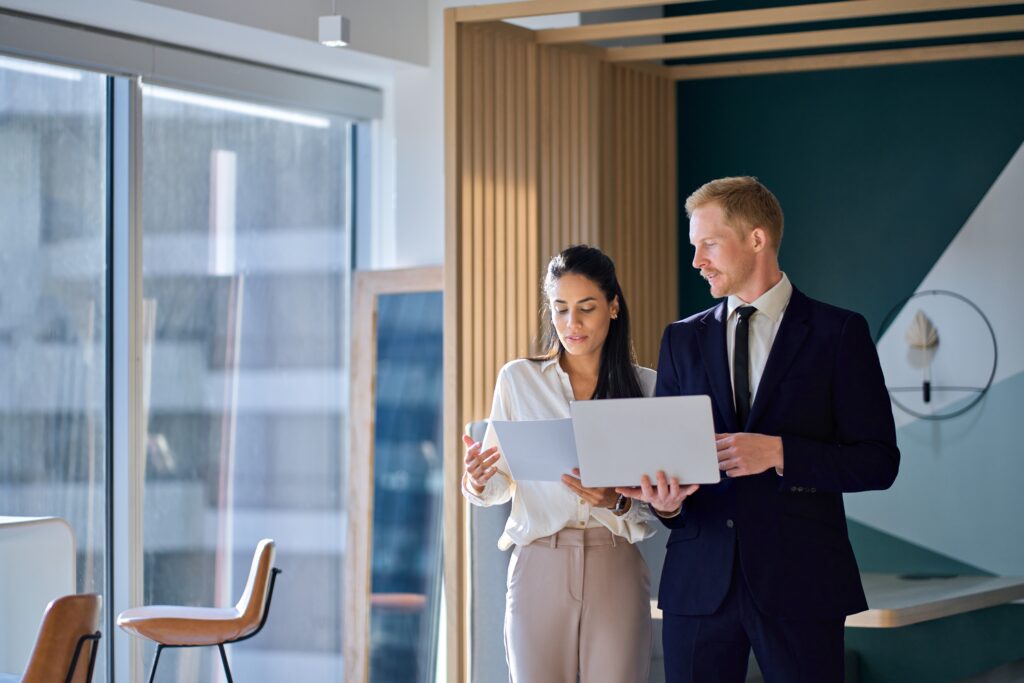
[{"xmin": 319, "ymin": 15, "xmax": 350, "ymax": 48}]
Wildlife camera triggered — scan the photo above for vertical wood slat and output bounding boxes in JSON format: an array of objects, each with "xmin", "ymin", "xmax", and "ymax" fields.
[
  {"xmin": 564, "ymin": 52, "xmax": 573, "ymax": 247},
  {"xmin": 642, "ymin": 72, "xmax": 653, "ymax": 363},
  {"xmin": 475, "ymin": 30, "xmax": 488, "ymax": 420},
  {"xmin": 579, "ymin": 56, "xmax": 589, "ymax": 247},
  {"xmin": 506, "ymin": 39, "xmax": 517, "ymax": 366},
  {"xmin": 570, "ymin": 53, "xmax": 580, "ymax": 245},
  {"xmin": 494, "ymin": 36, "xmax": 507, "ymax": 392},
  {"xmin": 667, "ymin": 77, "xmax": 679, "ymax": 326},
  {"xmin": 483, "ymin": 34, "xmax": 495, "ymax": 421},
  {"xmin": 518, "ymin": 38, "xmax": 529, "ymax": 357},
  {"xmin": 540, "ymin": 48, "xmax": 551, "ymax": 272},
  {"xmin": 526, "ymin": 38, "xmax": 539, "ymax": 356}
]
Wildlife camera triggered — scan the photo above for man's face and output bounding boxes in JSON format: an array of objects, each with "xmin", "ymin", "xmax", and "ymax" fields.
[{"xmin": 689, "ymin": 202, "xmax": 757, "ymax": 299}]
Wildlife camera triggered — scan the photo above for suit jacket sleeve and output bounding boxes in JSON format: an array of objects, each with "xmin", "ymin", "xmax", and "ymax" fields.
[
  {"xmin": 780, "ymin": 312, "xmax": 900, "ymax": 493},
  {"xmin": 653, "ymin": 324, "xmax": 691, "ymax": 529}
]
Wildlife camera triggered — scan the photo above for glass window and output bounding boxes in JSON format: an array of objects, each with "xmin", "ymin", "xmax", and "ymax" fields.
[
  {"xmin": 140, "ymin": 84, "xmax": 352, "ymax": 680},
  {"xmin": 369, "ymin": 291, "xmax": 444, "ymax": 682},
  {"xmin": 0, "ymin": 54, "xmax": 109, "ymax": 677}
]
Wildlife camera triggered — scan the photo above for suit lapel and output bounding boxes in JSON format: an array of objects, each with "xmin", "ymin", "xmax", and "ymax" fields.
[
  {"xmin": 747, "ymin": 287, "xmax": 810, "ymax": 430},
  {"xmin": 696, "ymin": 301, "xmax": 738, "ymax": 433}
]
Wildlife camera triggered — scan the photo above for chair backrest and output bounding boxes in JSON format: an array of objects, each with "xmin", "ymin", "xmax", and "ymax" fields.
[
  {"xmin": 466, "ymin": 420, "xmax": 513, "ymax": 683},
  {"xmin": 22, "ymin": 593, "xmax": 101, "ymax": 683},
  {"xmin": 233, "ymin": 539, "xmax": 277, "ymax": 637}
]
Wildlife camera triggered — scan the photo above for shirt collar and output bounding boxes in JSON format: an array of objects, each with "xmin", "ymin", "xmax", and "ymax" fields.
[
  {"xmin": 540, "ymin": 355, "xmax": 562, "ymax": 373},
  {"xmin": 727, "ymin": 272, "xmax": 793, "ymax": 323}
]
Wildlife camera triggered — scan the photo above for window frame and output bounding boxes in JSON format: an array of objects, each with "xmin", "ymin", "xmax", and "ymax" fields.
[{"xmin": 346, "ymin": 266, "xmax": 444, "ymax": 683}]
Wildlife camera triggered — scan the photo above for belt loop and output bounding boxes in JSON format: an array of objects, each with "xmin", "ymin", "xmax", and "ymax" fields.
[
  {"xmin": 610, "ymin": 530, "xmax": 617, "ymax": 547},
  {"xmin": 549, "ymin": 532, "xmax": 557, "ymax": 549}
]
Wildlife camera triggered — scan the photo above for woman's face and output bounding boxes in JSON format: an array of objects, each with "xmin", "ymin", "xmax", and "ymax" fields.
[{"xmin": 548, "ymin": 272, "xmax": 619, "ymax": 361}]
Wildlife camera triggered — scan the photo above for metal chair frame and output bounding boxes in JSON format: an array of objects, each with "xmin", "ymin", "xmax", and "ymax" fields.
[
  {"xmin": 146, "ymin": 568, "xmax": 282, "ymax": 683},
  {"xmin": 64, "ymin": 630, "xmax": 102, "ymax": 683}
]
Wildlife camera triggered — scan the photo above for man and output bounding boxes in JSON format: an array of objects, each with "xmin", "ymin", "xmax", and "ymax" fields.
[{"xmin": 619, "ymin": 177, "xmax": 899, "ymax": 682}]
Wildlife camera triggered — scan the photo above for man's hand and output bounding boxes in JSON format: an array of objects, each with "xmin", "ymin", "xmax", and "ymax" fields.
[
  {"xmin": 562, "ymin": 468, "xmax": 618, "ymax": 508},
  {"xmin": 716, "ymin": 432, "xmax": 784, "ymax": 478},
  {"xmin": 616, "ymin": 471, "xmax": 699, "ymax": 515}
]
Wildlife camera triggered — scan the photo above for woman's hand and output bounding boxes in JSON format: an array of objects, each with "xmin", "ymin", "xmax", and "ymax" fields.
[
  {"xmin": 561, "ymin": 468, "xmax": 619, "ymax": 508},
  {"xmin": 617, "ymin": 471, "xmax": 699, "ymax": 515},
  {"xmin": 463, "ymin": 434, "xmax": 501, "ymax": 494}
]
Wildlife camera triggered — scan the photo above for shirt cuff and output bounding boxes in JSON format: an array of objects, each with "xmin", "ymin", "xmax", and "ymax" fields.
[
  {"xmin": 622, "ymin": 499, "xmax": 653, "ymax": 524},
  {"xmin": 654, "ymin": 504, "xmax": 683, "ymax": 519},
  {"xmin": 461, "ymin": 470, "xmax": 511, "ymax": 505},
  {"xmin": 461, "ymin": 472, "xmax": 489, "ymax": 503}
]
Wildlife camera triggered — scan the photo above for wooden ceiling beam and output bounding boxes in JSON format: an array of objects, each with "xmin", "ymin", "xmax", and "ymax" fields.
[
  {"xmin": 454, "ymin": 0, "xmax": 709, "ymax": 24},
  {"xmin": 605, "ymin": 14, "xmax": 1024, "ymax": 62},
  {"xmin": 536, "ymin": 0, "xmax": 1024, "ymax": 45},
  {"xmin": 670, "ymin": 39, "xmax": 1024, "ymax": 79}
]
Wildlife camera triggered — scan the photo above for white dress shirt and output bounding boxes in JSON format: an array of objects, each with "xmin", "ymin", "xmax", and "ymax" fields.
[
  {"xmin": 726, "ymin": 272, "xmax": 794, "ymax": 410},
  {"xmin": 462, "ymin": 357, "xmax": 657, "ymax": 550}
]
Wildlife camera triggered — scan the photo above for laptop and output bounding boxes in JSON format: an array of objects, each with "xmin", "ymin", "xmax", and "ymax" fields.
[{"xmin": 570, "ymin": 395, "xmax": 721, "ymax": 488}]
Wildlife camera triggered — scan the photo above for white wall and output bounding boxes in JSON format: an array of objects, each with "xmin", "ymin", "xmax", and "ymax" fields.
[
  {"xmin": 137, "ymin": 0, "xmax": 429, "ymax": 65},
  {"xmin": 847, "ymin": 141, "xmax": 1024, "ymax": 575}
]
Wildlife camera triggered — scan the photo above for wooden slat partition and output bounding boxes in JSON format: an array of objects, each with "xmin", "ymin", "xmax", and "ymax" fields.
[
  {"xmin": 597, "ymin": 62, "xmax": 678, "ymax": 367},
  {"xmin": 445, "ymin": 13, "xmax": 677, "ymax": 683},
  {"xmin": 445, "ymin": 19, "xmax": 542, "ymax": 683}
]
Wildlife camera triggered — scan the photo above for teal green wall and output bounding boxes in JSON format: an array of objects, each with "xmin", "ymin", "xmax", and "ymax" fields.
[
  {"xmin": 677, "ymin": 56, "xmax": 1024, "ymax": 336},
  {"xmin": 846, "ymin": 520, "xmax": 985, "ymax": 577},
  {"xmin": 675, "ymin": 56, "xmax": 1024, "ymax": 682}
]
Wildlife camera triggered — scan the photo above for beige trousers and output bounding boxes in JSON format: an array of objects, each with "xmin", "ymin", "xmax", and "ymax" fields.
[{"xmin": 504, "ymin": 527, "xmax": 652, "ymax": 683}]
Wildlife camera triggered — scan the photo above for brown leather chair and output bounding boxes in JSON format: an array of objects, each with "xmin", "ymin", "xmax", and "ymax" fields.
[
  {"xmin": 117, "ymin": 539, "xmax": 281, "ymax": 683},
  {"xmin": 0, "ymin": 593, "xmax": 102, "ymax": 683}
]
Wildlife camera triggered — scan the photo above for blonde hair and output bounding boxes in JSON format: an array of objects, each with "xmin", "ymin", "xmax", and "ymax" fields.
[{"xmin": 685, "ymin": 176, "xmax": 784, "ymax": 250}]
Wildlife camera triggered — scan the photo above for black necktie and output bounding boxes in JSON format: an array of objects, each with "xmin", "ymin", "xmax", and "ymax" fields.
[{"xmin": 733, "ymin": 306, "xmax": 757, "ymax": 428}]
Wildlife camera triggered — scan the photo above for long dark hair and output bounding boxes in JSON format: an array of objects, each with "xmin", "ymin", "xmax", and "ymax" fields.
[{"xmin": 534, "ymin": 245, "xmax": 644, "ymax": 400}]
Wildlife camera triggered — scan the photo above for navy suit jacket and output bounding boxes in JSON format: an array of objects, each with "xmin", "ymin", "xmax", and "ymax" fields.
[{"xmin": 655, "ymin": 287, "xmax": 899, "ymax": 620}]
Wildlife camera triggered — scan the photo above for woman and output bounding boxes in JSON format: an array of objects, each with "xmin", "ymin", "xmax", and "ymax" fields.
[{"xmin": 462, "ymin": 245, "xmax": 658, "ymax": 682}]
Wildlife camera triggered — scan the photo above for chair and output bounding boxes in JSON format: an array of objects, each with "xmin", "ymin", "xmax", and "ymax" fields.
[
  {"xmin": 0, "ymin": 593, "xmax": 102, "ymax": 683},
  {"xmin": 465, "ymin": 420, "xmax": 513, "ymax": 683},
  {"xmin": 117, "ymin": 539, "xmax": 282, "ymax": 683}
]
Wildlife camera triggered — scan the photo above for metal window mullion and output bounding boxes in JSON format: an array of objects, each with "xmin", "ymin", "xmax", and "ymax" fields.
[{"xmin": 110, "ymin": 75, "xmax": 145, "ymax": 683}]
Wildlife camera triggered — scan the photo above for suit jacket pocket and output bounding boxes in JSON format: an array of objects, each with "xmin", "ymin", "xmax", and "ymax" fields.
[
  {"xmin": 783, "ymin": 494, "xmax": 844, "ymax": 533},
  {"xmin": 667, "ymin": 520, "xmax": 700, "ymax": 544}
]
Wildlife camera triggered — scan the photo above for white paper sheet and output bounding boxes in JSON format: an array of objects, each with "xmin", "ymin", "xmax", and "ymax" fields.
[{"xmin": 490, "ymin": 418, "xmax": 580, "ymax": 482}]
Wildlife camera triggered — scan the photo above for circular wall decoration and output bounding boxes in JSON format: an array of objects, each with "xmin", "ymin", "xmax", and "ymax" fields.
[{"xmin": 876, "ymin": 290, "xmax": 997, "ymax": 421}]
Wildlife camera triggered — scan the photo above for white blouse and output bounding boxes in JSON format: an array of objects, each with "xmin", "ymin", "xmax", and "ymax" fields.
[{"xmin": 462, "ymin": 356, "xmax": 657, "ymax": 550}]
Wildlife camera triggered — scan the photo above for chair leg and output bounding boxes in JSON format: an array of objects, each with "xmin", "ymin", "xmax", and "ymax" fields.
[
  {"xmin": 218, "ymin": 643, "xmax": 234, "ymax": 683},
  {"xmin": 147, "ymin": 645, "xmax": 164, "ymax": 683}
]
